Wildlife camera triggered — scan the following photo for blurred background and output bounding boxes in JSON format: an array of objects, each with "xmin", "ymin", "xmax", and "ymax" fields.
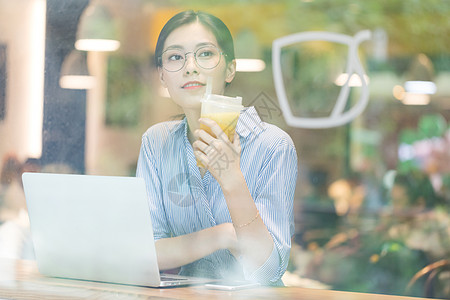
[{"xmin": 0, "ymin": 0, "xmax": 449, "ymax": 298}]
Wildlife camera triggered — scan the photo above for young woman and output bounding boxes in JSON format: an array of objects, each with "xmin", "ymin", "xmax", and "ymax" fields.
[{"xmin": 136, "ymin": 10, "xmax": 297, "ymax": 285}]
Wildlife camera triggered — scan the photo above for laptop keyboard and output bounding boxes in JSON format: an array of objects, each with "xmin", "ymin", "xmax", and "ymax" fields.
[{"xmin": 160, "ymin": 275, "xmax": 188, "ymax": 281}]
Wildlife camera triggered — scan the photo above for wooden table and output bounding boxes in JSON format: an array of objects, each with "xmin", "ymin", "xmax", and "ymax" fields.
[{"xmin": 0, "ymin": 259, "xmax": 435, "ymax": 300}]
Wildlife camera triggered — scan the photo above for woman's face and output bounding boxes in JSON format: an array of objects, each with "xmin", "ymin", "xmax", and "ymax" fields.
[{"xmin": 158, "ymin": 22, "xmax": 236, "ymax": 110}]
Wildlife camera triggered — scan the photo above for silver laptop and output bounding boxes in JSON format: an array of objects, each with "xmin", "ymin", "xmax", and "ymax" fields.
[{"xmin": 22, "ymin": 172, "xmax": 213, "ymax": 287}]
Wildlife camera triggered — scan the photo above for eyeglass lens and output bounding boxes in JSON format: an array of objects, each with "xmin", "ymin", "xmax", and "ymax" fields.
[{"xmin": 161, "ymin": 46, "xmax": 222, "ymax": 72}]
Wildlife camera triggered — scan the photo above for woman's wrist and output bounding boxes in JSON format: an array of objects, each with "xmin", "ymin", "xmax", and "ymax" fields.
[{"xmin": 220, "ymin": 169, "xmax": 245, "ymax": 195}]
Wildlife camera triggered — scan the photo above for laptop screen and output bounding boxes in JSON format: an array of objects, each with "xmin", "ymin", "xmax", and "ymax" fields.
[{"xmin": 22, "ymin": 172, "xmax": 162, "ymax": 287}]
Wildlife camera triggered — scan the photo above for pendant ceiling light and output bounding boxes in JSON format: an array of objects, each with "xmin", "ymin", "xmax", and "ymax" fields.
[
  {"xmin": 75, "ymin": 2, "xmax": 120, "ymax": 52},
  {"xmin": 401, "ymin": 54, "xmax": 436, "ymax": 105},
  {"xmin": 59, "ymin": 50, "xmax": 96, "ymax": 89}
]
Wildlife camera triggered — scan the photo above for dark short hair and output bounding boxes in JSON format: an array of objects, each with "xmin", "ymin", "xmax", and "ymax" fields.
[{"xmin": 154, "ymin": 10, "xmax": 235, "ymax": 68}]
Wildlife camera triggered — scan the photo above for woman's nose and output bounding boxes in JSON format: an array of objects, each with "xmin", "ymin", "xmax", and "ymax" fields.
[{"xmin": 184, "ymin": 53, "xmax": 199, "ymax": 74}]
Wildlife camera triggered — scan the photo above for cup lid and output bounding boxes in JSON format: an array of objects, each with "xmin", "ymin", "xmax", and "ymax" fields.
[{"xmin": 203, "ymin": 94, "xmax": 243, "ymax": 108}]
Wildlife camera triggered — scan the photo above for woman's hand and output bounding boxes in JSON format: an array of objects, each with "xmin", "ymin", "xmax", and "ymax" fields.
[
  {"xmin": 155, "ymin": 224, "xmax": 240, "ymax": 270},
  {"xmin": 215, "ymin": 223, "xmax": 240, "ymax": 258},
  {"xmin": 193, "ymin": 118, "xmax": 242, "ymax": 187}
]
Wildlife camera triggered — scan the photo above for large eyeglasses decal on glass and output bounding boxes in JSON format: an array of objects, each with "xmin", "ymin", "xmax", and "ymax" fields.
[{"xmin": 272, "ymin": 30, "xmax": 371, "ymax": 129}]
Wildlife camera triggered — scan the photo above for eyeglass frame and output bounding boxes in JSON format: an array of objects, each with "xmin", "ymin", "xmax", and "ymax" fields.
[{"xmin": 158, "ymin": 45, "xmax": 227, "ymax": 72}]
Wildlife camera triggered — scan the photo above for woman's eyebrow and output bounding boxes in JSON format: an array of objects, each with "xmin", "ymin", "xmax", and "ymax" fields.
[
  {"xmin": 164, "ymin": 45, "xmax": 184, "ymax": 51},
  {"xmin": 195, "ymin": 42, "xmax": 217, "ymax": 48}
]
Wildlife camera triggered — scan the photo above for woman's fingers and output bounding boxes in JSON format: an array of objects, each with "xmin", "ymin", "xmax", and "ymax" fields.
[
  {"xmin": 193, "ymin": 118, "xmax": 241, "ymax": 179},
  {"xmin": 193, "ymin": 139, "xmax": 208, "ymax": 153},
  {"xmin": 198, "ymin": 118, "xmax": 229, "ymax": 142},
  {"xmin": 195, "ymin": 129, "xmax": 216, "ymax": 146},
  {"xmin": 194, "ymin": 150, "xmax": 208, "ymax": 167},
  {"xmin": 193, "ymin": 139, "xmax": 222, "ymax": 157}
]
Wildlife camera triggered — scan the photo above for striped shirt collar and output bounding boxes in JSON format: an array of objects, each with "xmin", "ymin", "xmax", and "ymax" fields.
[{"xmin": 171, "ymin": 106, "xmax": 266, "ymax": 139}]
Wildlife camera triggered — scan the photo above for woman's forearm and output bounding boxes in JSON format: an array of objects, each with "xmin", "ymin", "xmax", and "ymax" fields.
[
  {"xmin": 221, "ymin": 172, "xmax": 275, "ymax": 271},
  {"xmin": 193, "ymin": 120, "xmax": 274, "ymax": 269},
  {"xmin": 155, "ymin": 223, "xmax": 235, "ymax": 270}
]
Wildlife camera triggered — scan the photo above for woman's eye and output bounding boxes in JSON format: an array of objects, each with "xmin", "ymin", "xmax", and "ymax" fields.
[
  {"xmin": 198, "ymin": 50, "xmax": 214, "ymax": 58},
  {"xmin": 168, "ymin": 54, "xmax": 183, "ymax": 61}
]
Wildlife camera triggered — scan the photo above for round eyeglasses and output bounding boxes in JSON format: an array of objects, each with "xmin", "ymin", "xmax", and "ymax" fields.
[{"xmin": 160, "ymin": 45, "xmax": 225, "ymax": 72}]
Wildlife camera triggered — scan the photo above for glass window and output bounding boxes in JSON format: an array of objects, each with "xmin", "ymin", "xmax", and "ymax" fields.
[{"xmin": 0, "ymin": 1, "xmax": 449, "ymax": 297}]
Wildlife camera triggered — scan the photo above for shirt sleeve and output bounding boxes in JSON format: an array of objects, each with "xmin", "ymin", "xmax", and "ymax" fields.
[
  {"xmin": 243, "ymin": 140, "xmax": 298, "ymax": 285},
  {"xmin": 136, "ymin": 133, "xmax": 171, "ymax": 241}
]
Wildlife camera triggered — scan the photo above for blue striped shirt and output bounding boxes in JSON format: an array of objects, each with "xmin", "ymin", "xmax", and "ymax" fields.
[{"xmin": 136, "ymin": 106, "xmax": 298, "ymax": 285}]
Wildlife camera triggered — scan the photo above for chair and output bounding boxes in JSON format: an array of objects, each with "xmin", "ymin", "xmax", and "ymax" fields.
[{"xmin": 406, "ymin": 259, "xmax": 450, "ymax": 298}]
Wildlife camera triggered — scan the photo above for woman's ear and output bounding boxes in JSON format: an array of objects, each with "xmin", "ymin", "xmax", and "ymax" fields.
[
  {"xmin": 225, "ymin": 60, "xmax": 236, "ymax": 83},
  {"xmin": 158, "ymin": 67, "xmax": 167, "ymax": 88}
]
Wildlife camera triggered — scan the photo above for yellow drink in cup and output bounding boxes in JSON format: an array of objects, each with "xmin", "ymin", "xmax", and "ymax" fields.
[
  {"xmin": 200, "ymin": 111, "xmax": 240, "ymax": 140},
  {"xmin": 198, "ymin": 94, "xmax": 243, "ymax": 168}
]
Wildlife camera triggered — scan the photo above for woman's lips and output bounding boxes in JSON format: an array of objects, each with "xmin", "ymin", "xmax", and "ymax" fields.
[{"xmin": 182, "ymin": 81, "xmax": 205, "ymax": 89}]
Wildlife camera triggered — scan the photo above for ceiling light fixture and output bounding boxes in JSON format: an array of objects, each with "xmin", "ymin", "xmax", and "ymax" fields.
[
  {"xmin": 59, "ymin": 50, "xmax": 96, "ymax": 89},
  {"xmin": 75, "ymin": 3, "xmax": 120, "ymax": 52}
]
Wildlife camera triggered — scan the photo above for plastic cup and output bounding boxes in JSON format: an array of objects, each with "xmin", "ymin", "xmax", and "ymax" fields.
[
  {"xmin": 197, "ymin": 94, "xmax": 243, "ymax": 167},
  {"xmin": 201, "ymin": 94, "xmax": 243, "ymax": 140}
]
